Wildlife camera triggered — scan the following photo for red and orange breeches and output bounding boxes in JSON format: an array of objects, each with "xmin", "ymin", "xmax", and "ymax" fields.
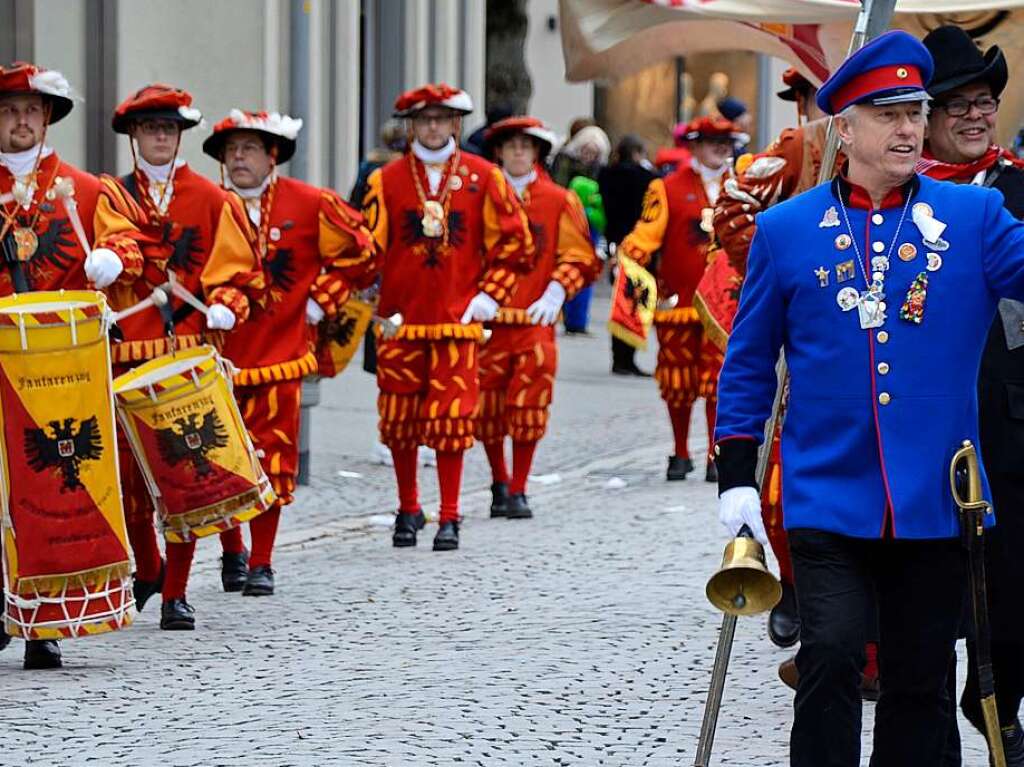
[
  {"xmin": 654, "ymin": 319, "xmax": 724, "ymax": 408},
  {"xmin": 236, "ymin": 379, "xmax": 302, "ymax": 507},
  {"xmin": 376, "ymin": 337, "xmax": 480, "ymax": 452},
  {"xmin": 477, "ymin": 325, "xmax": 558, "ymax": 444}
]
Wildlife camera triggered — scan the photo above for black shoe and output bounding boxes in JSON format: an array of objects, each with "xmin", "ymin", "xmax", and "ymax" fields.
[
  {"xmin": 132, "ymin": 558, "xmax": 166, "ymax": 612},
  {"xmin": 221, "ymin": 549, "xmax": 249, "ymax": 593},
  {"xmin": 506, "ymin": 493, "xmax": 533, "ymax": 519},
  {"xmin": 705, "ymin": 459, "xmax": 718, "ymax": 483},
  {"xmin": 242, "ymin": 565, "xmax": 275, "ymax": 597},
  {"xmin": 768, "ymin": 581, "xmax": 801, "ymax": 648},
  {"xmin": 1003, "ymin": 720, "xmax": 1024, "ymax": 767},
  {"xmin": 23, "ymin": 639, "xmax": 62, "ymax": 670},
  {"xmin": 433, "ymin": 521, "xmax": 460, "ymax": 551},
  {"xmin": 0, "ymin": 631, "xmax": 9, "ymax": 653},
  {"xmin": 160, "ymin": 598, "xmax": 195, "ymax": 631},
  {"xmin": 393, "ymin": 509, "xmax": 425, "ymax": 548},
  {"xmin": 666, "ymin": 455, "xmax": 694, "ymax": 481},
  {"xmin": 490, "ymin": 482, "xmax": 510, "ymax": 518},
  {"xmin": 612, "ymin": 363, "xmax": 651, "ymax": 377}
]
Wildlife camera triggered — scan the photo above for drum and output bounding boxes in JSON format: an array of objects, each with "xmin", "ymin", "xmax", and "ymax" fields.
[
  {"xmin": 113, "ymin": 345, "xmax": 275, "ymax": 543},
  {"xmin": 0, "ymin": 290, "xmax": 134, "ymax": 640}
]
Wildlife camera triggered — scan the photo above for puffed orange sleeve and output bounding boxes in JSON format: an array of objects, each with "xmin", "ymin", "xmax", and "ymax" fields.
[
  {"xmin": 92, "ymin": 175, "xmax": 148, "ymax": 286},
  {"xmin": 310, "ymin": 189, "xmax": 380, "ymax": 319},
  {"xmin": 361, "ymin": 168, "xmax": 389, "ymax": 254},
  {"xmin": 202, "ymin": 194, "xmax": 266, "ymax": 324},
  {"xmin": 551, "ymin": 189, "xmax": 600, "ymax": 300},
  {"xmin": 479, "ymin": 166, "xmax": 533, "ymax": 305},
  {"xmin": 618, "ymin": 178, "xmax": 668, "ymax": 268}
]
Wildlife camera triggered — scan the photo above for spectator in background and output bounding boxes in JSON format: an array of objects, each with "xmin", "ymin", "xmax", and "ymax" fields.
[
  {"xmin": 654, "ymin": 122, "xmax": 693, "ymax": 175},
  {"xmin": 717, "ymin": 96, "xmax": 752, "ymax": 154},
  {"xmin": 598, "ymin": 134, "xmax": 656, "ymax": 375},
  {"xmin": 563, "ymin": 174, "xmax": 605, "ymax": 334},
  {"xmin": 462, "ymin": 102, "xmax": 515, "ymax": 157},
  {"xmin": 551, "ymin": 123, "xmax": 610, "ymax": 187},
  {"xmin": 348, "ymin": 119, "xmax": 406, "ymax": 206}
]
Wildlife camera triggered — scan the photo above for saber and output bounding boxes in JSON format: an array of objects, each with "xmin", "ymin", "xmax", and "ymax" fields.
[
  {"xmin": 950, "ymin": 441, "xmax": 1007, "ymax": 767},
  {"xmin": 693, "ymin": 2, "xmax": 897, "ymax": 764},
  {"xmin": 373, "ymin": 312, "xmax": 403, "ymax": 340}
]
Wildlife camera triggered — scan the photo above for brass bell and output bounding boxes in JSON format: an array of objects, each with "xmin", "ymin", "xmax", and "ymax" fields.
[{"xmin": 706, "ymin": 535, "xmax": 783, "ymax": 616}]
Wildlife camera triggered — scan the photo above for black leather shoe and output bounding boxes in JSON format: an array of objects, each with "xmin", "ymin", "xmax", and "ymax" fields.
[
  {"xmin": 393, "ymin": 509, "xmax": 425, "ymax": 547},
  {"xmin": 490, "ymin": 482, "xmax": 510, "ymax": 518},
  {"xmin": 433, "ymin": 521, "xmax": 460, "ymax": 551},
  {"xmin": 768, "ymin": 581, "xmax": 801, "ymax": 648},
  {"xmin": 160, "ymin": 598, "xmax": 195, "ymax": 631},
  {"xmin": 612, "ymin": 364, "xmax": 651, "ymax": 377},
  {"xmin": 23, "ymin": 639, "xmax": 62, "ymax": 670},
  {"xmin": 0, "ymin": 631, "xmax": 9, "ymax": 652},
  {"xmin": 705, "ymin": 459, "xmax": 718, "ymax": 483},
  {"xmin": 133, "ymin": 558, "xmax": 165, "ymax": 612},
  {"xmin": 1002, "ymin": 720, "xmax": 1024, "ymax": 767},
  {"xmin": 242, "ymin": 566, "xmax": 275, "ymax": 597},
  {"xmin": 666, "ymin": 455, "xmax": 694, "ymax": 481},
  {"xmin": 221, "ymin": 550, "xmax": 249, "ymax": 593},
  {"xmin": 506, "ymin": 493, "xmax": 533, "ymax": 519}
]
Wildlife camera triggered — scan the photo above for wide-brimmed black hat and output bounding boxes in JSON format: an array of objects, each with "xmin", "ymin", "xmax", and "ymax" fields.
[{"xmin": 923, "ymin": 25, "xmax": 1008, "ymax": 99}]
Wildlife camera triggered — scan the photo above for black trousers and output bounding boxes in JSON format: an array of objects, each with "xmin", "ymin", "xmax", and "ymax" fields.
[{"xmin": 788, "ymin": 529, "xmax": 966, "ymax": 767}]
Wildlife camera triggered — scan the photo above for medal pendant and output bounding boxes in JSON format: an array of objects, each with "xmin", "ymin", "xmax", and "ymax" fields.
[
  {"xmin": 421, "ymin": 200, "xmax": 445, "ymax": 239},
  {"xmin": 857, "ymin": 292, "xmax": 886, "ymax": 330},
  {"xmin": 700, "ymin": 207, "xmax": 714, "ymax": 234},
  {"xmin": 13, "ymin": 227, "xmax": 38, "ymax": 261}
]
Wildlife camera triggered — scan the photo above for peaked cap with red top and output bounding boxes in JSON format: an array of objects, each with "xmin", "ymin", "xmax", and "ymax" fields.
[
  {"xmin": 393, "ymin": 83, "xmax": 473, "ymax": 118},
  {"xmin": 682, "ymin": 115, "xmax": 746, "ymax": 142},
  {"xmin": 0, "ymin": 62, "xmax": 74, "ymax": 124},
  {"xmin": 202, "ymin": 109, "xmax": 304, "ymax": 164},
  {"xmin": 816, "ymin": 30, "xmax": 933, "ymax": 116},
  {"xmin": 112, "ymin": 84, "xmax": 203, "ymax": 134},
  {"xmin": 484, "ymin": 116, "xmax": 558, "ymax": 160}
]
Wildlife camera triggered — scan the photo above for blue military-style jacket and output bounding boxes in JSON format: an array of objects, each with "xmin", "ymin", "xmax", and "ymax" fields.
[{"xmin": 716, "ymin": 174, "xmax": 1024, "ymax": 539}]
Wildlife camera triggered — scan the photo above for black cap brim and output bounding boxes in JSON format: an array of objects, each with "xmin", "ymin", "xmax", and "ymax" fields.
[
  {"xmin": 112, "ymin": 108, "xmax": 201, "ymax": 135},
  {"xmin": 202, "ymin": 128, "xmax": 296, "ymax": 164}
]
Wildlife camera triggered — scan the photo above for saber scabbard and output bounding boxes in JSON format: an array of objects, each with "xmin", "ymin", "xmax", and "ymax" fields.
[{"xmin": 950, "ymin": 440, "xmax": 1006, "ymax": 767}]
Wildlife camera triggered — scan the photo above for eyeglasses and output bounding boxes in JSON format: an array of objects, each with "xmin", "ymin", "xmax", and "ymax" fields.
[
  {"xmin": 412, "ymin": 113, "xmax": 455, "ymax": 127},
  {"xmin": 137, "ymin": 120, "xmax": 180, "ymax": 136},
  {"xmin": 933, "ymin": 96, "xmax": 1000, "ymax": 118}
]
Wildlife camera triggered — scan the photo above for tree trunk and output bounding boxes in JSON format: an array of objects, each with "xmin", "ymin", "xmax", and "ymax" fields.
[{"xmin": 485, "ymin": 0, "xmax": 531, "ymax": 115}]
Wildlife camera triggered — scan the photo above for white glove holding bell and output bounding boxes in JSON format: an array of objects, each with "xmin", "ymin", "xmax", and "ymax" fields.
[
  {"xmin": 719, "ymin": 486, "xmax": 768, "ymax": 545},
  {"xmin": 526, "ymin": 280, "xmax": 566, "ymax": 326},
  {"xmin": 206, "ymin": 303, "xmax": 236, "ymax": 331},
  {"xmin": 460, "ymin": 291, "xmax": 499, "ymax": 324},
  {"xmin": 84, "ymin": 247, "xmax": 123, "ymax": 289},
  {"xmin": 305, "ymin": 298, "xmax": 325, "ymax": 325}
]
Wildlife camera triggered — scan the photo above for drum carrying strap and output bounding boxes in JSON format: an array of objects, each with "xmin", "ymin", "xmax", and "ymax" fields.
[
  {"xmin": 120, "ymin": 173, "xmax": 199, "ymax": 333},
  {"xmin": 1, "ymin": 228, "xmax": 30, "ymax": 292}
]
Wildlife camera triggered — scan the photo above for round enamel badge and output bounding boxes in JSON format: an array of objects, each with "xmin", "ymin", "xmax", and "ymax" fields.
[
  {"xmin": 926, "ymin": 253, "xmax": 942, "ymax": 272},
  {"xmin": 912, "ymin": 202, "xmax": 933, "ymax": 219},
  {"xmin": 898, "ymin": 243, "xmax": 917, "ymax": 262},
  {"xmin": 835, "ymin": 234, "xmax": 852, "ymax": 251},
  {"xmin": 270, "ymin": 227, "xmax": 281, "ymax": 242}
]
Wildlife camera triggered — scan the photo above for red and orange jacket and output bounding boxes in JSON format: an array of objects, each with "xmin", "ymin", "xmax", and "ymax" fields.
[
  {"xmin": 96, "ymin": 164, "xmax": 264, "ymax": 363},
  {"xmin": 494, "ymin": 174, "xmax": 598, "ymax": 325},
  {"xmin": 619, "ymin": 163, "xmax": 717, "ymax": 323},
  {"xmin": 220, "ymin": 174, "xmax": 378, "ymax": 385},
  {"xmin": 0, "ymin": 151, "xmax": 141, "ymax": 295},
  {"xmin": 362, "ymin": 149, "xmax": 533, "ymax": 340}
]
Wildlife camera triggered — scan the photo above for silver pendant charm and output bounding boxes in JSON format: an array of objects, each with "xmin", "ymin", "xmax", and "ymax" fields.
[{"xmin": 858, "ymin": 292, "xmax": 886, "ymax": 329}]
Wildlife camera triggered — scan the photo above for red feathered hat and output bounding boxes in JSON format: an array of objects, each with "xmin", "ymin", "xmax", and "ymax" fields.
[
  {"xmin": 112, "ymin": 84, "xmax": 202, "ymax": 134},
  {"xmin": 484, "ymin": 116, "xmax": 557, "ymax": 160},
  {"xmin": 202, "ymin": 109, "xmax": 303, "ymax": 164},
  {"xmin": 0, "ymin": 62, "xmax": 74, "ymax": 124},
  {"xmin": 393, "ymin": 83, "xmax": 473, "ymax": 118},
  {"xmin": 777, "ymin": 68, "xmax": 816, "ymax": 102},
  {"xmin": 682, "ymin": 116, "xmax": 746, "ymax": 142}
]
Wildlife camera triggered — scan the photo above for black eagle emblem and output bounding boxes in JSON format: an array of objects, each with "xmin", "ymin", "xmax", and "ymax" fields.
[
  {"xmin": 323, "ymin": 314, "xmax": 358, "ymax": 347},
  {"xmin": 24, "ymin": 417, "xmax": 104, "ymax": 493},
  {"xmin": 163, "ymin": 223, "xmax": 204, "ymax": 273},
  {"xmin": 624, "ymin": 274, "xmax": 652, "ymax": 310},
  {"xmin": 156, "ymin": 411, "xmax": 229, "ymax": 478},
  {"xmin": 400, "ymin": 209, "xmax": 467, "ymax": 268},
  {"xmin": 265, "ymin": 247, "xmax": 297, "ymax": 291},
  {"xmin": 529, "ymin": 221, "xmax": 547, "ymax": 258},
  {"xmin": 23, "ymin": 217, "xmax": 77, "ymax": 279}
]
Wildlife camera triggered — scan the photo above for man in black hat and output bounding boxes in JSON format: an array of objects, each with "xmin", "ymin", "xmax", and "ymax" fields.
[{"xmin": 922, "ymin": 24, "xmax": 1024, "ymax": 763}]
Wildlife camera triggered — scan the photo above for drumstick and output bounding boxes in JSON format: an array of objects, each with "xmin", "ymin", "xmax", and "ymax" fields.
[
  {"xmin": 111, "ymin": 287, "xmax": 169, "ymax": 323},
  {"xmin": 167, "ymin": 271, "xmax": 209, "ymax": 316},
  {"xmin": 54, "ymin": 180, "xmax": 93, "ymax": 258}
]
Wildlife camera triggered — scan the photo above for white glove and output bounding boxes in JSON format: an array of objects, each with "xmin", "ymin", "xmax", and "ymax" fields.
[
  {"xmin": 460, "ymin": 291, "xmax": 499, "ymax": 324},
  {"xmin": 84, "ymin": 247, "xmax": 123, "ymax": 289},
  {"xmin": 206, "ymin": 303, "xmax": 237, "ymax": 331},
  {"xmin": 719, "ymin": 486, "xmax": 768, "ymax": 545},
  {"xmin": 305, "ymin": 298, "xmax": 325, "ymax": 325},
  {"xmin": 526, "ymin": 280, "xmax": 566, "ymax": 326}
]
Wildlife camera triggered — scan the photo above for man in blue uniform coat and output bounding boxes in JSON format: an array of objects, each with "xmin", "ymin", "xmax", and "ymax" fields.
[{"xmin": 713, "ymin": 30, "xmax": 1024, "ymax": 767}]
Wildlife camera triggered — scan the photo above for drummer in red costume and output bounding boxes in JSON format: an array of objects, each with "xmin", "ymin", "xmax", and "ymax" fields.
[
  {"xmin": 619, "ymin": 116, "xmax": 742, "ymax": 483},
  {"xmin": 0, "ymin": 63, "xmax": 142, "ymax": 669},
  {"xmin": 478, "ymin": 116, "xmax": 598, "ymax": 519},
  {"xmin": 202, "ymin": 109, "xmax": 377, "ymax": 595},
  {"xmin": 360, "ymin": 84, "xmax": 532, "ymax": 551},
  {"xmin": 96, "ymin": 85, "xmax": 265, "ymax": 631}
]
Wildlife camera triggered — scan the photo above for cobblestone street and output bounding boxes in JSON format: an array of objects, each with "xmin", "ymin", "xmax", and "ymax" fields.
[{"xmin": 1, "ymin": 296, "xmax": 989, "ymax": 766}]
